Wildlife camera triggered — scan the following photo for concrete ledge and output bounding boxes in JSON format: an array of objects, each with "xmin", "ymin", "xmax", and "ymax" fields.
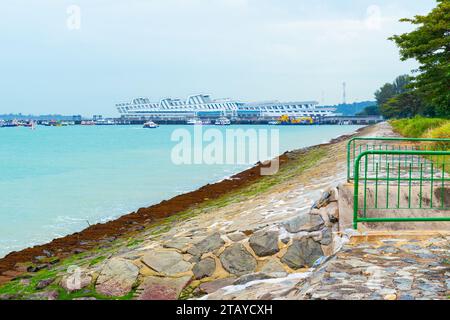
[
  {"xmin": 338, "ymin": 183, "xmax": 450, "ymax": 231},
  {"xmin": 349, "ymin": 230, "xmax": 450, "ymax": 244}
]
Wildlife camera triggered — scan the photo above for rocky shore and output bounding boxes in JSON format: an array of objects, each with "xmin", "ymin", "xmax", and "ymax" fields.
[{"xmin": 1, "ymin": 122, "xmax": 447, "ymax": 300}]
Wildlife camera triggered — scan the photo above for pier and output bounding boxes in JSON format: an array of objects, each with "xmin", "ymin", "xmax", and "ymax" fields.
[{"xmin": 318, "ymin": 115, "xmax": 384, "ymax": 125}]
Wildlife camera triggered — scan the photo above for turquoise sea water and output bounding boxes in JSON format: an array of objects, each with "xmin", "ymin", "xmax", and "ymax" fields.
[{"xmin": 0, "ymin": 125, "xmax": 362, "ymax": 257}]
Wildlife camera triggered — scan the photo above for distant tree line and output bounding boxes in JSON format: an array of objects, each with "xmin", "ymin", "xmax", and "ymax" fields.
[{"xmin": 358, "ymin": 0, "xmax": 449, "ymax": 119}]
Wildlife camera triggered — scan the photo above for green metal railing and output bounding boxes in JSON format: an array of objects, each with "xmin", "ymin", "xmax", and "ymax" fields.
[
  {"xmin": 351, "ymin": 147, "xmax": 450, "ymax": 229},
  {"xmin": 347, "ymin": 137, "xmax": 450, "ymax": 181}
]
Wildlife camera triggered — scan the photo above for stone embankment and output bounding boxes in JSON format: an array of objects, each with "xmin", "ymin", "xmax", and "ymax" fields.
[{"xmin": 1, "ymin": 122, "xmax": 448, "ymax": 300}]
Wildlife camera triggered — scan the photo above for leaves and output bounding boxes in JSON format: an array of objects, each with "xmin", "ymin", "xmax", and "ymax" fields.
[{"xmin": 389, "ymin": 0, "xmax": 450, "ymax": 117}]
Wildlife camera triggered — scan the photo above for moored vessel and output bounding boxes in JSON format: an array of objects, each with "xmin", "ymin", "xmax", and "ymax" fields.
[
  {"xmin": 143, "ymin": 121, "xmax": 159, "ymax": 128},
  {"xmin": 215, "ymin": 117, "xmax": 231, "ymax": 125},
  {"xmin": 186, "ymin": 118, "xmax": 203, "ymax": 125}
]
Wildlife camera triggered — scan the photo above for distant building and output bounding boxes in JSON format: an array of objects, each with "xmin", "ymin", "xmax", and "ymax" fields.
[{"xmin": 116, "ymin": 94, "xmax": 335, "ymax": 121}]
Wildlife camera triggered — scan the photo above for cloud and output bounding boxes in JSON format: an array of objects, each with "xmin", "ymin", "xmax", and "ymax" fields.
[{"xmin": 365, "ymin": 5, "xmax": 383, "ymax": 30}]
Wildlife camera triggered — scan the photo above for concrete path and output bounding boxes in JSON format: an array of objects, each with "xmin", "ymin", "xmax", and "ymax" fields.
[{"xmin": 292, "ymin": 232, "xmax": 450, "ymax": 300}]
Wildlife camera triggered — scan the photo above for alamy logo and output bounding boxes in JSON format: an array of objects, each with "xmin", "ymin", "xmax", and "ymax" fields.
[
  {"xmin": 65, "ymin": 265, "xmax": 84, "ymax": 291},
  {"xmin": 171, "ymin": 127, "xmax": 280, "ymax": 175},
  {"xmin": 66, "ymin": 5, "xmax": 81, "ymax": 30}
]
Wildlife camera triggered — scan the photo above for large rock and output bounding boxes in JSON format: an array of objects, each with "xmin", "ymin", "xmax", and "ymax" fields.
[
  {"xmin": 281, "ymin": 237, "xmax": 324, "ymax": 269},
  {"xmin": 163, "ymin": 237, "xmax": 192, "ymax": 252},
  {"xmin": 220, "ymin": 243, "xmax": 257, "ymax": 276},
  {"xmin": 193, "ymin": 258, "xmax": 216, "ymax": 279},
  {"xmin": 136, "ymin": 276, "xmax": 191, "ymax": 300},
  {"xmin": 189, "ymin": 233, "xmax": 225, "ymax": 255},
  {"xmin": 142, "ymin": 250, "xmax": 192, "ymax": 276},
  {"xmin": 233, "ymin": 272, "xmax": 276, "ymax": 285},
  {"xmin": 227, "ymin": 232, "xmax": 247, "ymax": 242},
  {"xmin": 312, "ymin": 191, "xmax": 331, "ymax": 209},
  {"xmin": 260, "ymin": 258, "xmax": 286, "ymax": 274},
  {"xmin": 198, "ymin": 277, "xmax": 236, "ymax": 294},
  {"xmin": 319, "ymin": 228, "xmax": 333, "ymax": 245},
  {"xmin": 283, "ymin": 213, "xmax": 324, "ymax": 233},
  {"xmin": 320, "ymin": 202, "xmax": 339, "ymax": 223},
  {"xmin": 95, "ymin": 258, "xmax": 139, "ymax": 297},
  {"xmin": 249, "ymin": 231, "xmax": 279, "ymax": 257}
]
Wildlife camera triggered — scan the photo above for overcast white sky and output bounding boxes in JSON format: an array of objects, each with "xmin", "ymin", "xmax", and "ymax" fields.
[{"xmin": 0, "ymin": 0, "xmax": 437, "ymax": 116}]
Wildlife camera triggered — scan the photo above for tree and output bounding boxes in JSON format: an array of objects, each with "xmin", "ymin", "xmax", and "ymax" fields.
[
  {"xmin": 375, "ymin": 83, "xmax": 396, "ymax": 106},
  {"xmin": 380, "ymin": 91, "xmax": 425, "ymax": 119},
  {"xmin": 393, "ymin": 74, "xmax": 412, "ymax": 95},
  {"xmin": 357, "ymin": 105, "xmax": 380, "ymax": 116},
  {"xmin": 375, "ymin": 75, "xmax": 412, "ymax": 107},
  {"xmin": 390, "ymin": 0, "xmax": 450, "ymax": 117}
]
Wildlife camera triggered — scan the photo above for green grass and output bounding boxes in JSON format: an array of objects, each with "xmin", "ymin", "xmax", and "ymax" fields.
[
  {"xmin": 390, "ymin": 116, "xmax": 449, "ymax": 138},
  {"xmin": 88, "ymin": 255, "xmax": 107, "ymax": 266},
  {"xmin": 390, "ymin": 117, "xmax": 450, "ymax": 174}
]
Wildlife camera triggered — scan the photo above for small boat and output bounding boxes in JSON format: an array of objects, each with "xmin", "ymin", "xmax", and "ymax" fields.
[
  {"xmin": 143, "ymin": 121, "xmax": 159, "ymax": 128},
  {"xmin": 187, "ymin": 118, "xmax": 203, "ymax": 125},
  {"xmin": 0, "ymin": 119, "xmax": 19, "ymax": 127},
  {"xmin": 81, "ymin": 121, "xmax": 96, "ymax": 126},
  {"xmin": 22, "ymin": 121, "xmax": 37, "ymax": 129},
  {"xmin": 215, "ymin": 117, "xmax": 231, "ymax": 126},
  {"xmin": 95, "ymin": 119, "xmax": 115, "ymax": 126}
]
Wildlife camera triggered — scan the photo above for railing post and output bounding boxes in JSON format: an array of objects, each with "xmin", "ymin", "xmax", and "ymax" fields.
[
  {"xmin": 353, "ymin": 153, "xmax": 363, "ymax": 230},
  {"xmin": 347, "ymin": 138, "xmax": 353, "ymax": 182}
]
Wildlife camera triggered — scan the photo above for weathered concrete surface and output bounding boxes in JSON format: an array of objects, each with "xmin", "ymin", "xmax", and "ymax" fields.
[
  {"xmin": 339, "ymin": 184, "xmax": 450, "ymax": 231},
  {"xmin": 291, "ymin": 232, "xmax": 450, "ymax": 300}
]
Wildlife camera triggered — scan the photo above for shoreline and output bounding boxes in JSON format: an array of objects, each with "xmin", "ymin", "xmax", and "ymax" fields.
[{"xmin": 0, "ymin": 126, "xmax": 366, "ymax": 278}]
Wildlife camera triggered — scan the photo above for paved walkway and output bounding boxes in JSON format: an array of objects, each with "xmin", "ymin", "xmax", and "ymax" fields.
[{"xmin": 292, "ymin": 233, "xmax": 450, "ymax": 300}]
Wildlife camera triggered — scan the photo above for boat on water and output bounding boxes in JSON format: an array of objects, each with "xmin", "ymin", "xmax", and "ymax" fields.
[
  {"xmin": 186, "ymin": 118, "xmax": 204, "ymax": 125},
  {"xmin": 95, "ymin": 119, "xmax": 115, "ymax": 126},
  {"xmin": 215, "ymin": 117, "xmax": 231, "ymax": 125},
  {"xmin": 22, "ymin": 121, "xmax": 37, "ymax": 129},
  {"xmin": 0, "ymin": 119, "xmax": 19, "ymax": 127},
  {"xmin": 41, "ymin": 120, "xmax": 62, "ymax": 127},
  {"xmin": 81, "ymin": 120, "xmax": 96, "ymax": 126},
  {"xmin": 143, "ymin": 121, "xmax": 159, "ymax": 128}
]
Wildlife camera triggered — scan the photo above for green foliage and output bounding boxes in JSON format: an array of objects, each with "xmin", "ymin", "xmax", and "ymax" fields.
[
  {"xmin": 126, "ymin": 239, "xmax": 144, "ymax": 247},
  {"xmin": 374, "ymin": 75, "xmax": 429, "ymax": 119},
  {"xmin": 424, "ymin": 122, "xmax": 450, "ymax": 149},
  {"xmin": 356, "ymin": 105, "xmax": 380, "ymax": 116},
  {"xmin": 389, "ymin": 0, "xmax": 450, "ymax": 117},
  {"xmin": 88, "ymin": 255, "xmax": 107, "ymax": 266},
  {"xmin": 375, "ymin": 82, "xmax": 396, "ymax": 106},
  {"xmin": 380, "ymin": 91, "xmax": 425, "ymax": 119},
  {"xmin": 390, "ymin": 116, "xmax": 449, "ymax": 138},
  {"xmin": 375, "ymin": 75, "xmax": 411, "ymax": 107}
]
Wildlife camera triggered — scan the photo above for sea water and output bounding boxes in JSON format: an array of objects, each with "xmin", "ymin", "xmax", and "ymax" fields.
[{"xmin": 0, "ymin": 125, "xmax": 362, "ymax": 257}]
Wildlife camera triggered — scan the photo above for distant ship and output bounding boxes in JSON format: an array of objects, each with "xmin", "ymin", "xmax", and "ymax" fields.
[
  {"xmin": 0, "ymin": 119, "xmax": 19, "ymax": 127},
  {"xmin": 215, "ymin": 117, "xmax": 231, "ymax": 126},
  {"xmin": 81, "ymin": 121, "xmax": 95, "ymax": 126},
  {"xmin": 95, "ymin": 119, "xmax": 115, "ymax": 125},
  {"xmin": 143, "ymin": 121, "xmax": 159, "ymax": 128},
  {"xmin": 186, "ymin": 118, "xmax": 204, "ymax": 125}
]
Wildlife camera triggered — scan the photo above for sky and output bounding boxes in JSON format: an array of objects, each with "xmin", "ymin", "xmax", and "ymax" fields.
[{"xmin": 0, "ymin": 0, "xmax": 437, "ymax": 117}]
